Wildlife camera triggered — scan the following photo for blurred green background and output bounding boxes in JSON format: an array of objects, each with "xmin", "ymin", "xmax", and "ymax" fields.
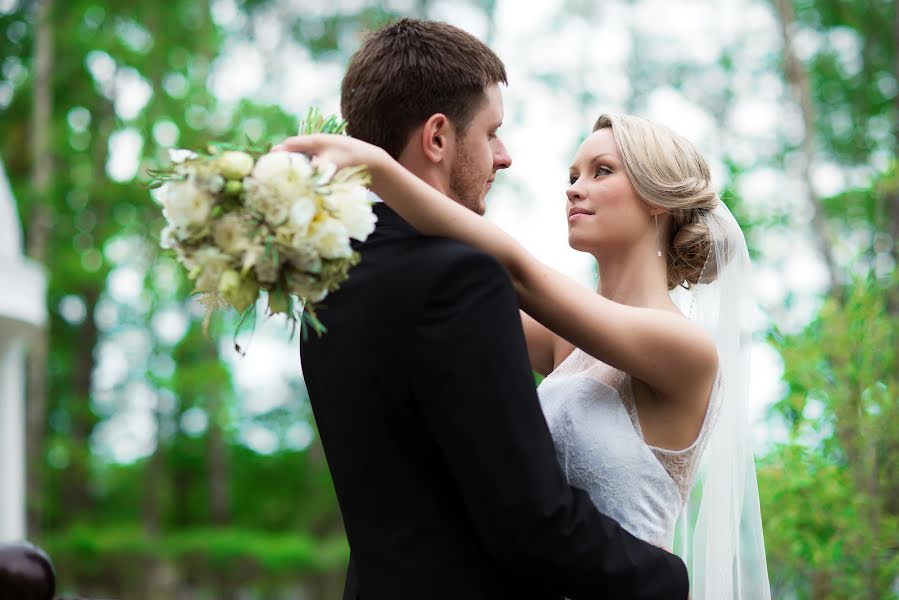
[{"xmin": 0, "ymin": 0, "xmax": 896, "ymax": 598}]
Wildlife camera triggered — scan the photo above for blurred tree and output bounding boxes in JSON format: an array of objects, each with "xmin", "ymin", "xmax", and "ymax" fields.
[
  {"xmin": 762, "ymin": 274, "xmax": 898, "ymax": 598},
  {"xmin": 25, "ymin": 0, "xmax": 53, "ymax": 539},
  {"xmin": 0, "ymin": 0, "xmax": 409, "ymax": 596},
  {"xmin": 760, "ymin": 0, "xmax": 899, "ymax": 598},
  {"xmin": 5, "ymin": 0, "xmax": 895, "ymax": 596}
]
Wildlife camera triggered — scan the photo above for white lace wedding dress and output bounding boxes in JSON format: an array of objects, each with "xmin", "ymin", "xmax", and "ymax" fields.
[{"xmin": 537, "ymin": 348, "xmax": 721, "ymax": 550}]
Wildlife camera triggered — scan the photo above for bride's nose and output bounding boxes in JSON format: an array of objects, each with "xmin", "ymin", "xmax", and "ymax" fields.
[{"xmin": 566, "ymin": 180, "xmax": 584, "ymax": 202}]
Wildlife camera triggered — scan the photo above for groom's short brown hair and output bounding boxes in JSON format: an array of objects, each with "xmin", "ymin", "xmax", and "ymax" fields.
[{"xmin": 341, "ymin": 18, "xmax": 507, "ymax": 159}]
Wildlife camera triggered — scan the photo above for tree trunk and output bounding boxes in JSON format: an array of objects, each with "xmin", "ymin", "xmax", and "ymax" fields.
[
  {"xmin": 64, "ymin": 288, "xmax": 99, "ymax": 518},
  {"xmin": 772, "ymin": 0, "xmax": 840, "ymax": 292},
  {"xmin": 775, "ymin": 2, "xmax": 889, "ymax": 596},
  {"xmin": 890, "ymin": 0, "xmax": 899, "ymax": 274},
  {"xmin": 207, "ymin": 388, "xmax": 235, "ymax": 598},
  {"xmin": 25, "ymin": 0, "xmax": 54, "ymax": 539},
  {"xmin": 208, "ymin": 388, "xmax": 231, "ymax": 526}
]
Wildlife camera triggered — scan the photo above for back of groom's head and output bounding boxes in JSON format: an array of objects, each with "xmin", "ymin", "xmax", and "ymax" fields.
[{"xmin": 341, "ymin": 18, "xmax": 507, "ymax": 160}]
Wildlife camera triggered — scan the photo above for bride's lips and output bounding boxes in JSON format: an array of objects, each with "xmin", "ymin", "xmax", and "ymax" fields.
[{"xmin": 568, "ymin": 207, "xmax": 594, "ymax": 221}]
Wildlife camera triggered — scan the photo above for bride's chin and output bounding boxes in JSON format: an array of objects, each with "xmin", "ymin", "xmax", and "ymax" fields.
[
  {"xmin": 568, "ymin": 237, "xmax": 604, "ymax": 258},
  {"xmin": 567, "ymin": 236, "xmax": 591, "ymax": 253}
]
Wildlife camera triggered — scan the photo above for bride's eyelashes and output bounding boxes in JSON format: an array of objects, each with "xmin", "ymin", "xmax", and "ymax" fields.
[{"xmin": 568, "ymin": 166, "xmax": 613, "ymax": 185}]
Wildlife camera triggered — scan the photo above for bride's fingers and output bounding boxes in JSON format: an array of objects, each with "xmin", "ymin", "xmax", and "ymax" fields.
[
  {"xmin": 272, "ymin": 134, "xmax": 333, "ymax": 153},
  {"xmin": 271, "ymin": 136, "xmax": 313, "ymax": 153}
]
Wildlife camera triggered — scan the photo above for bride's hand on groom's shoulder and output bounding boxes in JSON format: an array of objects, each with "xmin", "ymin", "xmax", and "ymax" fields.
[{"xmin": 271, "ymin": 134, "xmax": 389, "ymax": 176}]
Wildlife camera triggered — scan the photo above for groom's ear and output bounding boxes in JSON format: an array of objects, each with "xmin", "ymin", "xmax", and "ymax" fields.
[{"xmin": 420, "ymin": 113, "xmax": 453, "ymax": 164}]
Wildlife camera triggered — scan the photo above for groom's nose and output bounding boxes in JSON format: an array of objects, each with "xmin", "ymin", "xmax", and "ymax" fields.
[{"xmin": 493, "ymin": 139, "xmax": 512, "ymax": 170}]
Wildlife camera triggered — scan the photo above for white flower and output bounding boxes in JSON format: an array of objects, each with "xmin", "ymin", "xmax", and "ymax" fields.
[
  {"xmin": 187, "ymin": 247, "xmax": 233, "ymax": 293},
  {"xmin": 311, "ymin": 218, "xmax": 352, "ymax": 260},
  {"xmin": 289, "ymin": 196, "xmax": 317, "ymax": 231},
  {"xmin": 286, "ymin": 271, "xmax": 328, "ymax": 303},
  {"xmin": 168, "ymin": 148, "xmax": 198, "ymax": 164},
  {"xmin": 315, "ymin": 161, "xmax": 337, "ymax": 187},
  {"xmin": 240, "ymin": 243, "xmax": 265, "ymax": 277},
  {"xmin": 194, "ymin": 171, "xmax": 226, "ymax": 194},
  {"xmin": 217, "ymin": 151, "xmax": 255, "ymax": 180},
  {"xmin": 244, "ymin": 153, "xmax": 317, "ymax": 228},
  {"xmin": 160, "ymin": 180, "xmax": 216, "ymax": 228},
  {"xmin": 334, "ymin": 186, "xmax": 377, "ymax": 241},
  {"xmin": 283, "ymin": 241, "xmax": 322, "ymax": 273},
  {"xmin": 212, "ymin": 213, "xmax": 251, "ymax": 256},
  {"xmin": 266, "ymin": 202, "xmax": 290, "ymax": 227},
  {"xmin": 254, "ymin": 250, "xmax": 282, "ymax": 284},
  {"xmin": 245, "ymin": 154, "xmax": 317, "ymax": 227},
  {"xmin": 244, "ymin": 179, "xmax": 290, "ymax": 226},
  {"xmin": 253, "ymin": 152, "xmax": 312, "ymax": 185},
  {"xmin": 160, "ymin": 224, "xmax": 180, "ymax": 249},
  {"xmin": 259, "ymin": 153, "xmax": 314, "ymax": 202}
]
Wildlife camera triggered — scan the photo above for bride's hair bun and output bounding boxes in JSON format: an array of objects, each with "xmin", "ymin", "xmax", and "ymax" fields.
[{"xmin": 668, "ymin": 207, "xmax": 714, "ymax": 289}]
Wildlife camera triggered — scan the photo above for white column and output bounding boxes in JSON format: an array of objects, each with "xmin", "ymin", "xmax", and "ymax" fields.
[{"xmin": 0, "ymin": 336, "xmax": 26, "ymax": 542}]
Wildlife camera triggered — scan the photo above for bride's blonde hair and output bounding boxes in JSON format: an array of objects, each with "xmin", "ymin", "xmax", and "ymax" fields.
[{"xmin": 593, "ymin": 114, "xmax": 719, "ymax": 289}]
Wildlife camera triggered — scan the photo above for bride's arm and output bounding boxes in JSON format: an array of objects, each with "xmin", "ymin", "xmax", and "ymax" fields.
[{"xmin": 274, "ymin": 136, "xmax": 717, "ymax": 393}]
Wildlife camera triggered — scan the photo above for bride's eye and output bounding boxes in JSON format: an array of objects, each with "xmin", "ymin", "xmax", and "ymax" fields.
[
  {"xmin": 595, "ymin": 166, "xmax": 612, "ymax": 177},
  {"xmin": 568, "ymin": 175, "xmax": 578, "ymax": 185}
]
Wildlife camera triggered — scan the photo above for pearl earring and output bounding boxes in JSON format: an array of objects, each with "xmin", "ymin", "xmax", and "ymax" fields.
[{"xmin": 654, "ymin": 214, "xmax": 662, "ymax": 257}]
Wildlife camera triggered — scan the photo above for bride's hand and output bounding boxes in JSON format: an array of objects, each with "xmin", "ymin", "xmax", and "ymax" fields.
[{"xmin": 271, "ymin": 134, "xmax": 390, "ymax": 177}]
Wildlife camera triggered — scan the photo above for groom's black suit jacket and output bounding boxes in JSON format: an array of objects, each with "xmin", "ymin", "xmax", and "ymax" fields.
[{"xmin": 300, "ymin": 204, "xmax": 688, "ymax": 600}]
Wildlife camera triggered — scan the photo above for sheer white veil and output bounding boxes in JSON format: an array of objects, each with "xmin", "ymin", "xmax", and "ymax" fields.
[{"xmin": 668, "ymin": 201, "xmax": 771, "ymax": 599}]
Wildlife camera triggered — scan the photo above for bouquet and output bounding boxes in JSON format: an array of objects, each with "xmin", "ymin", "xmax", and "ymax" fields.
[{"xmin": 148, "ymin": 111, "xmax": 376, "ymax": 343}]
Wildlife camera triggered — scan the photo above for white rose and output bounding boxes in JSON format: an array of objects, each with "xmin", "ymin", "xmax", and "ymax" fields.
[
  {"xmin": 311, "ymin": 218, "xmax": 352, "ymax": 260},
  {"xmin": 217, "ymin": 151, "xmax": 255, "ymax": 180},
  {"xmin": 253, "ymin": 152, "xmax": 312, "ymax": 183},
  {"xmin": 315, "ymin": 161, "xmax": 337, "ymax": 187},
  {"xmin": 161, "ymin": 180, "xmax": 215, "ymax": 228},
  {"xmin": 289, "ymin": 196, "xmax": 317, "ymax": 231},
  {"xmin": 244, "ymin": 179, "xmax": 290, "ymax": 226},
  {"xmin": 266, "ymin": 201, "xmax": 289, "ymax": 227},
  {"xmin": 334, "ymin": 187, "xmax": 377, "ymax": 241},
  {"xmin": 246, "ymin": 153, "xmax": 316, "ymax": 224}
]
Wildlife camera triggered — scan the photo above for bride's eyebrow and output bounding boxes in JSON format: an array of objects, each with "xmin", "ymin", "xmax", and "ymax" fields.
[
  {"xmin": 569, "ymin": 153, "xmax": 616, "ymax": 172},
  {"xmin": 591, "ymin": 153, "xmax": 616, "ymax": 165}
]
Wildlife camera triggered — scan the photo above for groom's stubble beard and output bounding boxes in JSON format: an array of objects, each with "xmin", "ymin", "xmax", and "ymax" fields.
[{"xmin": 449, "ymin": 135, "xmax": 488, "ymax": 216}]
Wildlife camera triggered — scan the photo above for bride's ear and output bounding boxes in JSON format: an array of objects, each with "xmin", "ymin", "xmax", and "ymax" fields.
[{"xmin": 420, "ymin": 113, "xmax": 452, "ymax": 164}]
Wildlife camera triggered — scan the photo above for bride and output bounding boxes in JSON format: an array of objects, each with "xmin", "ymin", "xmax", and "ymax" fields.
[{"xmin": 278, "ymin": 113, "xmax": 771, "ymax": 599}]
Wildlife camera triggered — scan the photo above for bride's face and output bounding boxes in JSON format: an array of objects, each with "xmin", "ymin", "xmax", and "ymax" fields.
[{"xmin": 566, "ymin": 129, "xmax": 650, "ymax": 254}]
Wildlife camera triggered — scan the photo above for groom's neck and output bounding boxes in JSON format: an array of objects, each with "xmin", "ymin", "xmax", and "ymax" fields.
[{"xmin": 397, "ymin": 150, "xmax": 451, "ymax": 197}]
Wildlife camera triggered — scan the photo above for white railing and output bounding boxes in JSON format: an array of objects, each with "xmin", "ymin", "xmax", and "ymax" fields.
[{"xmin": 0, "ymin": 159, "xmax": 46, "ymax": 542}]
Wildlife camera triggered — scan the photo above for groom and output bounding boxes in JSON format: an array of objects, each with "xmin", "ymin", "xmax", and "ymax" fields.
[{"xmin": 293, "ymin": 18, "xmax": 688, "ymax": 600}]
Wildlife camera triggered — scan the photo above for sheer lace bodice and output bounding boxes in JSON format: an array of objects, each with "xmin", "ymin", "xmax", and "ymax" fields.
[{"xmin": 537, "ymin": 348, "xmax": 721, "ymax": 548}]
